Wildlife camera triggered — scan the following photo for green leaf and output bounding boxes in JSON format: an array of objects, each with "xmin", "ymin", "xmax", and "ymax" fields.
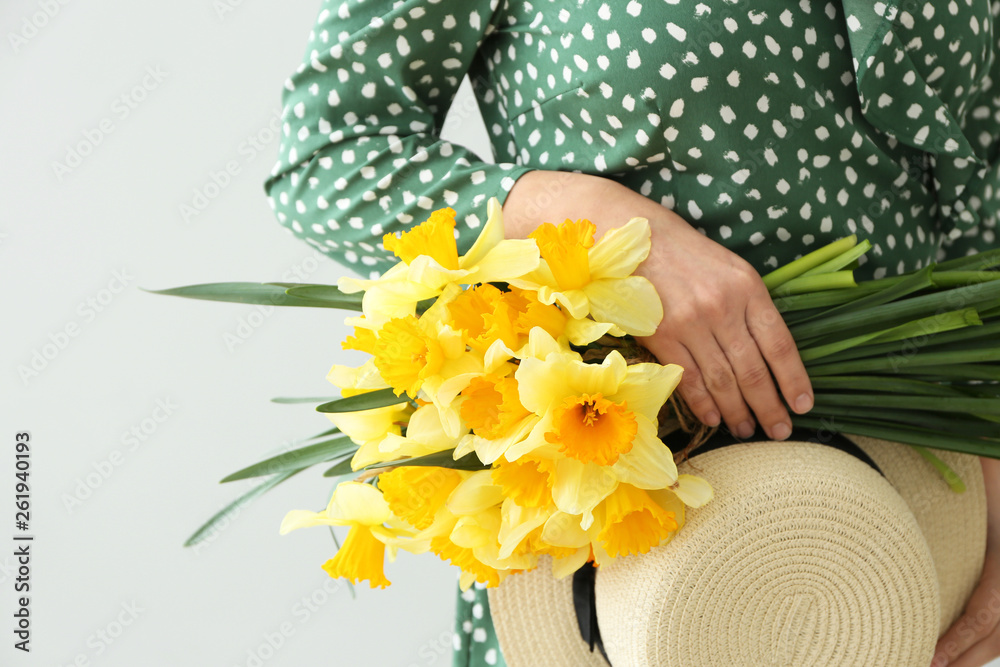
[
  {"xmin": 364, "ymin": 449, "xmax": 489, "ymax": 472},
  {"xmin": 143, "ymin": 282, "xmax": 361, "ymax": 309},
  {"xmin": 308, "ymin": 426, "xmax": 343, "ymax": 440},
  {"xmin": 271, "ymin": 396, "xmax": 340, "ymax": 404},
  {"xmin": 221, "ymin": 437, "xmax": 358, "ymax": 482},
  {"xmin": 283, "ymin": 285, "xmax": 367, "ymax": 310},
  {"xmin": 322, "ymin": 456, "xmax": 358, "ymax": 478},
  {"xmin": 185, "ymin": 470, "xmax": 302, "ymax": 547},
  {"xmin": 316, "ymin": 388, "xmax": 407, "ymax": 413}
]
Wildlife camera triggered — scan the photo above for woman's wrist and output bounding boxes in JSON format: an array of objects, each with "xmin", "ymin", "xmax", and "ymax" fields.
[{"xmin": 501, "ymin": 169, "xmax": 690, "ymax": 241}]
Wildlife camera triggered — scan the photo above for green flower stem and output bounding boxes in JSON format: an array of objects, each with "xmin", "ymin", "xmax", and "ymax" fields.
[
  {"xmin": 798, "ymin": 309, "xmax": 981, "ymax": 362},
  {"xmin": 800, "ymin": 240, "xmax": 873, "ymax": 277},
  {"xmin": 790, "ymin": 279, "xmax": 1000, "ymax": 340},
  {"xmin": 934, "ymin": 248, "xmax": 1000, "ymax": 272},
  {"xmin": 813, "ymin": 392, "xmax": 1000, "ymax": 415},
  {"xmin": 807, "ymin": 404, "xmax": 1000, "ymax": 438},
  {"xmin": 808, "ymin": 349, "xmax": 1000, "ymax": 376},
  {"xmin": 911, "ymin": 446, "xmax": 968, "ymax": 492},
  {"xmin": 789, "ymin": 415, "xmax": 1000, "ymax": 458},
  {"xmin": 808, "ymin": 376, "xmax": 966, "ymax": 396},
  {"xmin": 762, "ymin": 235, "xmax": 858, "ymax": 291},
  {"xmin": 771, "ymin": 271, "xmax": 857, "ymax": 297},
  {"xmin": 804, "ymin": 320, "xmax": 1000, "ymax": 366},
  {"xmin": 931, "ymin": 271, "xmax": 1000, "ymax": 288}
]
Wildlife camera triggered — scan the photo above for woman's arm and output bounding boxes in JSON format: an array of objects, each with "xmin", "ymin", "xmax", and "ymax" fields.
[
  {"xmin": 933, "ymin": 458, "xmax": 1000, "ymax": 667},
  {"xmin": 502, "ymin": 170, "xmax": 815, "ymax": 442},
  {"xmin": 264, "ymin": 0, "xmax": 530, "ymax": 275}
]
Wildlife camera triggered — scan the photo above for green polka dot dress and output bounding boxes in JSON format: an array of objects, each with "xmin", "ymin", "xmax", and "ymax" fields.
[{"xmin": 264, "ymin": 0, "xmax": 1000, "ymax": 664}]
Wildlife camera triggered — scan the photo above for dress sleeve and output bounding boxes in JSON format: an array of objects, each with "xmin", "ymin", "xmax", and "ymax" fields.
[
  {"xmin": 937, "ymin": 14, "xmax": 1000, "ymax": 261},
  {"xmin": 264, "ymin": 0, "xmax": 532, "ymax": 275}
]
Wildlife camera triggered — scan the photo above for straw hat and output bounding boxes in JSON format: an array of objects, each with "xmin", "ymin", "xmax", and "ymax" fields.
[{"xmin": 489, "ymin": 436, "xmax": 987, "ymax": 667}]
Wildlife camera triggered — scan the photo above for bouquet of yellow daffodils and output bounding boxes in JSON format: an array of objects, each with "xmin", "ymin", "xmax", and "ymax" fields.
[
  {"xmin": 155, "ymin": 196, "xmax": 1000, "ymax": 588},
  {"xmin": 160, "ymin": 199, "xmax": 712, "ymax": 589}
]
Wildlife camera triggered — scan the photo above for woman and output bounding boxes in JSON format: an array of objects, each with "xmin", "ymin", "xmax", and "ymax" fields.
[{"xmin": 264, "ymin": 1, "xmax": 1000, "ymax": 665}]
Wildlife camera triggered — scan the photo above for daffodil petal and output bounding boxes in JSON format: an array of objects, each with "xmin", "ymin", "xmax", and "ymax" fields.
[
  {"xmin": 589, "ymin": 218, "xmax": 652, "ymax": 280},
  {"xmin": 541, "ymin": 512, "xmax": 592, "ymax": 549},
  {"xmin": 498, "ymin": 500, "xmax": 550, "ymax": 559},
  {"xmin": 327, "ymin": 482, "xmax": 392, "ymax": 526},
  {"xmin": 612, "ymin": 417, "xmax": 678, "ymax": 489},
  {"xmin": 466, "ymin": 239, "xmax": 541, "ymax": 284},
  {"xmin": 448, "ymin": 471, "xmax": 505, "ymax": 515},
  {"xmin": 326, "ymin": 359, "xmax": 389, "ymax": 393},
  {"xmin": 673, "ymin": 474, "xmax": 714, "ymax": 508},
  {"xmin": 538, "ymin": 286, "xmax": 591, "ymax": 319},
  {"xmin": 611, "ymin": 363, "xmax": 684, "ymax": 421},
  {"xmin": 280, "ymin": 509, "xmax": 336, "ymax": 534},
  {"xmin": 585, "ymin": 277, "xmax": 663, "ymax": 336},
  {"xmin": 459, "ymin": 197, "xmax": 505, "ymax": 270},
  {"xmin": 550, "ymin": 547, "xmax": 592, "ymax": 579},
  {"xmin": 551, "ymin": 458, "xmax": 618, "ymax": 520},
  {"xmin": 564, "ymin": 317, "xmax": 617, "ymax": 346}
]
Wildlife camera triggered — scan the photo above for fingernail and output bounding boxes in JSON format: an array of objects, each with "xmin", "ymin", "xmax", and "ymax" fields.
[
  {"xmin": 794, "ymin": 393, "xmax": 813, "ymax": 413},
  {"xmin": 704, "ymin": 411, "xmax": 720, "ymax": 427},
  {"xmin": 772, "ymin": 422, "xmax": 792, "ymax": 440},
  {"xmin": 737, "ymin": 421, "xmax": 755, "ymax": 439}
]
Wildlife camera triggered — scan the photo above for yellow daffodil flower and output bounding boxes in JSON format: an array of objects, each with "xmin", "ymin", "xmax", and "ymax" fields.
[
  {"xmin": 280, "ymin": 482, "xmax": 401, "ymax": 588},
  {"xmin": 338, "ymin": 199, "xmax": 540, "ymax": 327},
  {"xmin": 505, "ymin": 333, "xmax": 684, "ymax": 527},
  {"xmin": 508, "ymin": 217, "xmax": 663, "ymax": 336}
]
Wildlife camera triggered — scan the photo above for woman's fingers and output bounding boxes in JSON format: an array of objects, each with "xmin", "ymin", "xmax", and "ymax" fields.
[
  {"xmin": 715, "ymin": 324, "xmax": 792, "ymax": 440},
  {"xmin": 932, "ymin": 556, "xmax": 1000, "ymax": 667},
  {"xmin": 686, "ymin": 334, "xmax": 757, "ymax": 439},
  {"xmin": 646, "ymin": 338, "xmax": 722, "ymax": 429},
  {"xmin": 746, "ymin": 292, "xmax": 814, "ymax": 416}
]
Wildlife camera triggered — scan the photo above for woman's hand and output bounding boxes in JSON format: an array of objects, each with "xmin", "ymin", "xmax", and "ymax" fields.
[
  {"xmin": 502, "ymin": 170, "xmax": 814, "ymax": 440},
  {"xmin": 932, "ymin": 458, "xmax": 1000, "ymax": 667}
]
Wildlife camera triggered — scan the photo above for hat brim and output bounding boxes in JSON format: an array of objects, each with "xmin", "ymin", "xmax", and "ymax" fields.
[{"xmin": 489, "ymin": 437, "xmax": 986, "ymax": 667}]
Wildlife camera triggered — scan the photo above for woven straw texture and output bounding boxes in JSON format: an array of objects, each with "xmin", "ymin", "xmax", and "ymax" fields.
[
  {"xmin": 848, "ymin": 436, "xmax": 987, "ymax": 635},
  {"xmin": 490, "ymin": 438, "xmax": 987, "ymax": 667},
  {"xmin": 596, "ymin": 441, "xmax": 940, "ymax": 666},
  {"xmin": 489, "ymin": 555, "xmax": 609, "ymax": 667}
]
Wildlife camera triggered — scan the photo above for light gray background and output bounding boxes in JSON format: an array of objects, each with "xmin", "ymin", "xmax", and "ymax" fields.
[
  {"xmin": 2, "ymin": 1, "xmax": 996, "ymax": 666},
  {"xmin": 1, "ymin": 1, "xmax": 489, "ymax": 665}
]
